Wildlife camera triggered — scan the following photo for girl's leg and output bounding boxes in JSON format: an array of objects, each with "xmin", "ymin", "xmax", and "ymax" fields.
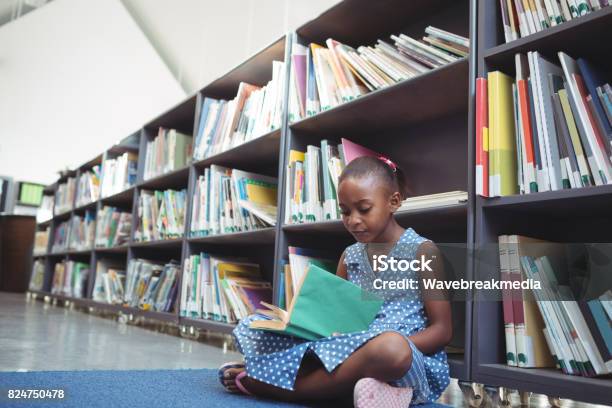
[{"xmin": 239, "ymin": 331, "xmax": 413, "ymax": 402}]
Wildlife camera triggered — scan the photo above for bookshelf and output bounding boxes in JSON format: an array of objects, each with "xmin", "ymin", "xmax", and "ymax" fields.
[
  {"xmin": 472, "ymin": 0, "xmax": 612, "ymax": 405},
  {"xmin": 42, "ymin": 0, "xmax": 612, "ymax": 401}
]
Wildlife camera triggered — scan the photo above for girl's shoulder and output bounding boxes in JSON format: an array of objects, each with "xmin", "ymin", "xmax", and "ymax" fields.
[{"xmin": 342, "ymin": 241, "xmax": 364, "ymax": 265}]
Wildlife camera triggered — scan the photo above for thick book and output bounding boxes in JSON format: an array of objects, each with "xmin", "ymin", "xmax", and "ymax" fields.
[
  {"xmin": 488, "ymin": 71, "xmax": 518, "ymax": 197},
  {"xmin": 250, "ymin": 264, "xmax": 383, "ymax": 340}
]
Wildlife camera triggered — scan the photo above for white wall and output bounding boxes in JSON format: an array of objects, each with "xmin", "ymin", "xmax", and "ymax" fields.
[
  {"xmin": 0, "ymin": 0, "xmax": 340, "ymax": 184},
  {"xmin": 121, "ymin": 0, "xmax": 340, "ymax": 92},
  {"xmin": 0, "ymin": 0, "xmax": 186, "ymax": 184}
]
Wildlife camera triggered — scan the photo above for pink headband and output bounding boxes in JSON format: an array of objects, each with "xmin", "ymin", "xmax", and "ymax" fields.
[{"xmin": 378, "ymin": 155, "xmax": 397, "ymax": 173}]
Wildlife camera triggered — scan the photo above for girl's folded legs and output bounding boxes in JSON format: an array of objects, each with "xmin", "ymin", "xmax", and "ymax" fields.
[{"xmin": 239, "ymin": 331, "xmax": 413, "ymax": 403}]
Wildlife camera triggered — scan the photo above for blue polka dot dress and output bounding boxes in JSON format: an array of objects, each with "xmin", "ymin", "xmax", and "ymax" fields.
[{"xmin": 232, "ymin": 228, "xmax": 450, "ymax": 404}]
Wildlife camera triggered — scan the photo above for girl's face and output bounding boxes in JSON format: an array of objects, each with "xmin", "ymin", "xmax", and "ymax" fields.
[{"xmin": 338, "ymin": 175, "xmax": 401, "ymax": 243}]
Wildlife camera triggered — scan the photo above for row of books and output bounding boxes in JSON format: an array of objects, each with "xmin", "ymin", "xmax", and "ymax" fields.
[
  {"xmin": 193, "ymin": 65, "xmax": 286, "ymax": 160},
  {"xmin": 50, "ymin": 212, "xmax": 96, "ymax": 252},
  {"xmin": 93, "ymin": 259, "xmax": 180, "ymax": 312},
  {"xmin": 34, "ymin": 228, "xmax": 50, "ymax": 255},
  {"xmin": 500, "ymin": 0, "xmax": 610, "ymax": 43},
  {"xmin": 135, "ymin": 189, "xmax": 187, "ymax": 242},
  {"xmin": 68, "ymin": 212, "xmax": 96, "ymax": 251},
  {"xmin": 285, "ymin": 137, "xmax": 469, "ymax": 223},
  {"xmin": 51, "ymin": 260, "xmax": 90, "ymax": 298},
  {"xmin": 95, "ymin": 206, "xmax": 132, "ymax": 248},
  {"xmin": 29, "ymin": 260, "xmax": 45, "ymax": 292},
  {"xmin": 100, "ymin": 152, "xmax": 138, "ymax": 198},
  {"xmin": 143, "ymin": 127, "xmax": 192, "ymax": 181},
  {"xmin": 498, "ymin": 235, "xmax": 612, "ymax": 376},
  {"xmin": 54, "ymin": 178, "xmax": 76, "ymax": 215},
  {"xmin": 75, "ymin": 166, "xmax": 101, "ymax": 207},
  {"xmin": 287, "ymin": 26, "xmax": 468, "ymax": 122},
  {"xmin": 180, "ymin": 253, "xmax": 271, "ymax": 323},
  {"xmin": 476, "ymin": 51, "xmax": 612, "ymax": 197},
  {"xmin": 190, "ymin": 166, "xmax": 278, "ymax": 237}
]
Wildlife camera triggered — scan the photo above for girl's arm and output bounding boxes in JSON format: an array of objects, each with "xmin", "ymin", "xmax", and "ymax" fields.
[
  {"xmin": 408, "ymin": 241, "xmax": 453, "ymax": 355},
  {"xmin": 336, "ymin": 250, "xmax": 348, "ymax": 280}
]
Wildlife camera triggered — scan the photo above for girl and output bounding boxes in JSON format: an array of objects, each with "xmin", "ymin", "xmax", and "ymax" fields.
[{"xmin": 220, "ymin": 156, "xmax": 452, "ymax": 407}]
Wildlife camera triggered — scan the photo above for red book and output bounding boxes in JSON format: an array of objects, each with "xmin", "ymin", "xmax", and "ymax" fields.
[{"xmin": 476, "ymin": 78, "xmax": 489, "ymax": 197}]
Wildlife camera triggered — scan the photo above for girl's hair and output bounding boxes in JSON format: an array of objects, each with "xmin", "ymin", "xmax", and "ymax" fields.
[{"xmin": 339, "ymin": 156, "xmax": 409, "ymax": 199}]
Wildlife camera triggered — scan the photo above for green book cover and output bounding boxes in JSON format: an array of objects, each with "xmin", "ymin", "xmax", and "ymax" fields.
[{"xmin": 251, "ymin": 264, "xmax": 383, "ymax": 340}]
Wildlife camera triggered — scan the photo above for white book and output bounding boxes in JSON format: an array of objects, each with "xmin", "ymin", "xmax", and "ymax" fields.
[
  {"xmin": 533, "ymin": 52, "xmax": 565, "ymax": 191},
  {"xmin": 526, "ymin": 52, "xmax": 551, "ymax": 191}
]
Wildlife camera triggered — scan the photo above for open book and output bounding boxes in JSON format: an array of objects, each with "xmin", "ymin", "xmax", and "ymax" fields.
[{"xmin": 250, "ymin": 264, "xmax": 383, "ymax": 340}]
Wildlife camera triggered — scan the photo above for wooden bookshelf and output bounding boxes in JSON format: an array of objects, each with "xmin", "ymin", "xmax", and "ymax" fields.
[
  {"xmin": 472, "ymin": 0, "xmax": 612, "ymax": 405},
  {"xmin": 31, "ymin": 0, "xmax": 479, "ymax": 389}
]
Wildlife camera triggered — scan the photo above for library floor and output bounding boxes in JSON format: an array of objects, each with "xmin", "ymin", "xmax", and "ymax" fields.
[{"xmin": 0, "ymin": 292, "xmax": 603, "ymax": 407}]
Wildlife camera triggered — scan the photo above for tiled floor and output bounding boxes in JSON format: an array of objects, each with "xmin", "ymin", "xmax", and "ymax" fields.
[
  {"xmin": 0, "ymin": 292, "xmax": 241, "ymax": 372},
  {"xmin": 0, "ymin": 292, "xmax": 607, "ymax": 407}
]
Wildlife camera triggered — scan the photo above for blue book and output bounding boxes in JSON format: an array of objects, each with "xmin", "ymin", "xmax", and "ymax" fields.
[
  {"xmin": 577, "ymin": 59, "xmax": 612, "ymax": 144},
  {"xmin": 195, "ymin": 97, "xmax": 215, "ymax": 155}
]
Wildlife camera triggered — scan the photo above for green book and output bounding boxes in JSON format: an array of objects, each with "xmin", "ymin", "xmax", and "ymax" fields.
[{"xmin": 250, "ymin": 264, "xmax": 383, "ymax": 340}]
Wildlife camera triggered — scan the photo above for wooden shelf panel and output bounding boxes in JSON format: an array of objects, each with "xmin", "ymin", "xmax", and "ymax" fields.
[
  {"xmin": 138, "ymin": 166, "xmax": 190, "ymax": 191},
  {"xmin": 200, "ymin": 37, "xmax": 286, "ymax": 100},
  {"xmin": 480, "ymin": 185, "xmax": 612, "ymax": 218},
  {"xmin": 94, "ymin": 245, "xmax": 129, "ymax": 254},
  {"xmin": 144, "ymin": 94, "xmax": 197, "ymax": 136},
  {"xmin": 290, "ymin": 59, "xmax": 469, "ymax": 136},
  {"xmin": 193, "ymin": 129, "xmax": 281, "ymax": 174},
  {"xmin": 188, "ymin": 228, "xmax": 276, "ymax": 246},
  {"xmin": 100, "ymin": 187, "xmax": 135, "ymax": 207},
  {"xmin": 283, "ymin": 203, "xmax": 468, "ymax": 242},
  {"xmin": 297, "ymin": 0, "xmax": 463, "ymax": 46},
  {"xmin": 483, "ymin": 6, "xmax": 612, "ymax": 72},
  {"xmin": 475, "ymin": 364, "xmax": 612, "ymax": 405},
  {"xmin": 130, "ymin": 238, "xmax": 184, "ymax": 250},
  {"xmin": 179, "ymin": 317, "xmax": 236, "ymax": 334},
  {"xmin": 73, "ymin": 201, "xmax": 97, "ymax": 213}
]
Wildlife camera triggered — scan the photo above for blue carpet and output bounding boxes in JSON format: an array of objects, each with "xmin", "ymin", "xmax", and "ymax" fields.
[{"xmin": 0, "ymin": 369, "xmax": 451, "ymax": 407}]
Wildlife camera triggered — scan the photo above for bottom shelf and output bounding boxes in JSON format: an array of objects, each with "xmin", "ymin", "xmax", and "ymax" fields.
[
  {"xmin": 474, "ymin": 364, "xmax": 612, "ymax": 405},
  {"xmin": 180, "ymin": 317, "xmax": 236, "ymax": 334}
]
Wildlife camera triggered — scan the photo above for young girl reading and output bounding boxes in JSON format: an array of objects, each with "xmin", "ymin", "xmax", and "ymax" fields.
[{"xmin": 219, "ymin": 156, "xmax": 452, "ymax": 407}]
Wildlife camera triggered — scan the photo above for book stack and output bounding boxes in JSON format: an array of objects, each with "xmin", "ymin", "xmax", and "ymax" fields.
[
  {"xmin": 476, "ymin": 52, "xmax": 612, "ymax": 197},
  {"xmin": 54, "ymin": 177, "xmax": 76, "ymax": 215},
  {"xmin": 75, "ymin": 166, "xmax": 101, "ymax": 207},
  {"xmin": 193, "ymin": 67, "xmax": 286, "ymax": 160},
  {"xmin": 180, "ymin": 253, "xmax": 271, "ymax": 323},
  {"xmin": 68, "ymin": 211, "xmax": 95, "ymax": 251},
  {"xmin": 124, "ymin": 259, "xmax": 180, "ymax": 312},
  {"xmin": 29, "ymin": 260, "xmax": 45, "ymax": 292},
  {"xmin": 287, "ymin": 27, "xmax": 468, "ymax": 122},
  {"xmin": 92, "ymin": 260, "xmax": 126, "ymax": 304},
  {"xmin": 34, "ymin": 228, "xmax": 50, "ymax": 255},
  {"xmin": 143, "ymin": 128, "xmax": 192, "ymax": 180},
  {"xmin": 498, "ymin": 235, "xmax": 612, "ymax": 376},
  {"xmin": 51, "ymin": 260, "xmax": 90, "ymax": 298},
  {"xmin": 100, "ymin": 152, "xmax": 138, "ymax": 198},
  {"xmin": 190, "ymin": 166, "xmax": 278, "ymax": 236},
  {"xmin": 135, "ymin": 189, "xmax": 187, "ymax": 242},
  {"xmin": 499, "ymin": 0, "xmax": 610, "ymax": 43},
  {"xmin": 95, "ymin": 206, "xmax": 132, "ymax": 248},
  {"xmin": 51, "ymin": 220, "xmax": 70, "ymax": 253},
  {"xmin": 37, "ymin": 195, "xmax": 54, "ymax": 223}
]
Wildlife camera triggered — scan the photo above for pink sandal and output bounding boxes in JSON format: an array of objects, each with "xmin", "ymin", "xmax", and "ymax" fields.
[
  {"xmin": 354, "ymin": 378, "xmax": 413, "ymax": 408},
  {"xmin": 234, "ymin": 371, "xmax": 254, "ymax": 396}
]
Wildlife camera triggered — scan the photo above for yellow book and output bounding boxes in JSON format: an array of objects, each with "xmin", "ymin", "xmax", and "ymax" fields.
[{"xmin": 488, "ymin": 71, "xmax": 518, "ymax": 197}]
